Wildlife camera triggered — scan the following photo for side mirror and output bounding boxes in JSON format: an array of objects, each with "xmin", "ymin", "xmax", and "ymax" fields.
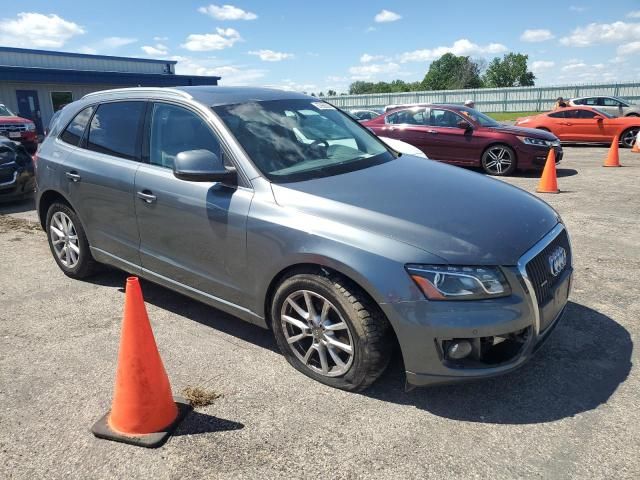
[
  {"xmin": 173, "ymin": 149, "xmax": 237, "ymax": 184},
  {"xmin": 595, "ymin": 115, "xmax": 604, "ymax": 122},
  {"xmin": 457, "ymin": 119, "xmax": 472, "ymax": 130}
]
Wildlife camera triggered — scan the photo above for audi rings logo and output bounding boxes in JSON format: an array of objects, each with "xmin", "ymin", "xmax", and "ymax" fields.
[{"xmin": 548, "ymin": 246, "xmax": 567, "ymax": 277}]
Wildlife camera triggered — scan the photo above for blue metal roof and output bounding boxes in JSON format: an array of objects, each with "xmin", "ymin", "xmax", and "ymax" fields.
[
  {"xmin": 176, "ymin": 86, "xmax": 311, "ymax": 106},
  {"xmin": 0, "ymin": 46, "xmax": 176, "ymax": 65},
  {"xmin": 0, "ymin": 66, "xmax": 219, "ymax": 86}
]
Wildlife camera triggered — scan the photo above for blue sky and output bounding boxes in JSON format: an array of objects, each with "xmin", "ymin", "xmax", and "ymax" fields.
[{"xmin": 1, "ymin": 1, "xmax": 639, "ymax": 92}]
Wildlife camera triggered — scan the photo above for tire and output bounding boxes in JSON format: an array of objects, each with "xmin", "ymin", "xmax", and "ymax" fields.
[
  {"xmin": 620, "ymin": 127, "xmax": 640, "ymax": 148},
  {"xmin": 481, "ymin": 144, "xmax": 517, "ymax": 176},
  {"xmin": 625, "ymin": 113, "xmax": 639, "ymax": 117},
  {"xmin": 45, "ymin": 202, "xmax": 97, "ymax": 278},
  {"xmin": 271, "ymin": 272, "xmax": 392, "ymax": 391}
]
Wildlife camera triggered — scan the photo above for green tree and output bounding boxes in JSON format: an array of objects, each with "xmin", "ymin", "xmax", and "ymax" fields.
[
  {"xmin": 318, "ymin": 91, "xmax": 325, "ymax": 97},
  {"xmin": 327, "ymin": 89, "xmax": 337, "ymax": 96},
  {"xmin": 483, "ymin": 53, "xmax": 535, "ymax": 87},
  {"xmin": 421, "ymin": 53, "xmax": 483, "ymax": 90}
]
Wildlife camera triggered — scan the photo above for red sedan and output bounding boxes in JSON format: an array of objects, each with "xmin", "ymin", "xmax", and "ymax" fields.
[
  {"xmin": 515, "ymin": 106, "xmax": 640, "ymax": 148},
  {"xmin": 364, "ymin": 104, "xmax": 562, "ymax": 176}
]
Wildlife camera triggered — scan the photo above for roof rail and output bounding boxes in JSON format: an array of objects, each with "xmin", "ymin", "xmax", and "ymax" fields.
[{"xmin": 82, "ymin": 87, "xmax": 192, "ymax": 100}]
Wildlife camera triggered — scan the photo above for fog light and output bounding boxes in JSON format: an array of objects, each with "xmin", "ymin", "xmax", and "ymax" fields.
[{"xmin": 446, "ymin": 340, "xmax": 472, "ymax": 360}]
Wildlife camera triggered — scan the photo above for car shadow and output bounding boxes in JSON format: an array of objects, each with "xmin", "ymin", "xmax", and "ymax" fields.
[
  {"xmin": 519, "ymin": 168, "xmax": 578, "ymax": 178},
  {"xmin": 361, "ymin": 301, "xmax": 632, "ymax": 424},
  {"xmin": 173, "ymin": 411, "xmax": 244, "ymax": 437}
]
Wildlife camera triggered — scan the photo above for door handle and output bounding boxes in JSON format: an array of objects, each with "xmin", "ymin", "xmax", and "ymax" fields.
[
  {"xmin": 65, "ymin": 171, "xmax": 81, "ymax": 182},
  {"xmin": 426, "ymin": 129, "xmax": 438, "ymax": 134},
  {"xmin": 137, "ymin": 190, "xmax": 157, "ymax": 204}
]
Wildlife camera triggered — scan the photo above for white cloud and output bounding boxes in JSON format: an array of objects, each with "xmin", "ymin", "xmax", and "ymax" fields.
[
  {"xmin": 153, "ymin": 36, "xmax": 169, "ymax": 42},
  {"xmin": 561, "ymin": 61, "xmax": 588, "ymax": 71},
  {"xmin": 181, "ymin": 28, "xmax": 242, "ymax": 51},
  {"xmin": 141, "ymin": 44, "xmax": 169, "ymax": 56},
  {"xmin": 0, "ymin": 12, "xmax": 84, "ymax": 48},
  {"xmin": 360, "ymin": 53, "xmax": 387, "ymax": 63},
  {"xmin": 560, "ymin": 21, "xmax": 640, "ymax": 47},
  {"xmin": 248, "ymin": 49, "xmax": 293, "ymax": 61},
  {"xmin": 198, "ymin": 4, "xmax": 257, "ymax": 20},
  {"xmin": 520, "ymin": 29, "xmax": 554, "ymax": 42},
  {"xmin": 374, "ymin": 9, "xmax": 401, "ymax": 23},
  {"xmin": 102, "ymin": 37, "xmax": 137, "ymax": 48},
  {"xmin": 627, "ymin": 11, "xmax": 640, "ymax": 18},
  {"xmin": 77, "ymin": 46, "xmax": 98, "ymax": 55},
  {"xmin": 399, "ymin": 39, "xmax": 507, "ymax": 62},
  {"xmin": 569, "ymin": 5, "xmax": 586, "ymax": 12},
  {"xmin": 617, "ymin": 41, "xmax": 640, "ymax": 55},
  {"xmin": 267, "ymin": 79, "xmax": 319, "ymax": 92},
  {"xmin": 174, "ymin": 56, "xmax": 264, "ymax": 85},
  {"xmin": 349, "ymin": 62, "xmax": 401, "ymax": 80},
  {"xmin": 531, "ymin": 60, "xmax": 555, "ymax": 71}
]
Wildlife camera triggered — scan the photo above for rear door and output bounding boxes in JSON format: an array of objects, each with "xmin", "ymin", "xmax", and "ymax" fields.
[
  {"xmin": 375, "ymin": 108, "xmax": 430, "ymax": 154},
  {"xmin": 61, "ymin": 101, "xmax": 145, "ymax": 270},
  {"xmin": 134, "ymin": 101, "xmax": 252, "ymax": 305}
]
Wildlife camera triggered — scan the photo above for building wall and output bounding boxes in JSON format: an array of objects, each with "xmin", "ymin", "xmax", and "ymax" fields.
[
  {"xmin": 0, "ymin": 49, "xmax": 174, "ymax": 74},
  {"xmin": 0, "ymin": 82, "xmax": 125, "ymax": 130}
]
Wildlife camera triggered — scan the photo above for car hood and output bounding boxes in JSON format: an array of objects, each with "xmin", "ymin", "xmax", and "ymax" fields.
[
  {"xmin": 271, "ymin": 155, "xmax": 559, "ymax": 265},
  {"xmin": 0, "ymin": 116, "xmax": 30, "ymax": 124},
  {"xmin": 487, "ymin": 124, "xmax": 558, "ymax": 140}
]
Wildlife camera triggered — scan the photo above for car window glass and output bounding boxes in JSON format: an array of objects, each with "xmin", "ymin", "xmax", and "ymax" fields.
[
  {"xmin": 576, "ymin": 110, "xmax": 598, "ymax": 119},
  {"xmin": 429, "ymin": 109, "xmax": 462, "ymax": 127},
  {"xmin": 387, "ymin": 108, "xmax": 426, "ymax": 125},
  {"xmin": 548, "ymin": 111, "xmax": 566, "ymax": 118},
  {"xmin": 87, "ymin": 102, "xmax": 144, "ymax": 160},
  {"xmin": 602, "ymin": 98, "xmax": 621, "ymax": 107},
  {"xmin": 583, "ymin": 98, "xmax": 598, "ymax": 106},
  {"xmin": 150, "ymin": 103, "xmax": 221, "ymax": 169},
  {"xmin": 60, "ymin": 106, "xmax": 94, "ymax": 146}
]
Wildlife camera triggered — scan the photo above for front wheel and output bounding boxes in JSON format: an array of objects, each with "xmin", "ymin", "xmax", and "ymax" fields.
[
  {"xmin": 481, "ymin": 145, "xmax": 517, "ymax": 176},
  {"xmin": 271, "ymin": 273, "xmax": 392, "ymax": 391},
  {"xmin": 620, "ymin": 127, "xmax": 640, "ymax": 148}
]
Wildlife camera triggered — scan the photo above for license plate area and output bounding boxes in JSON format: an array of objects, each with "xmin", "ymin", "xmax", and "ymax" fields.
[
  {"xmin": 538, "ymin": 272, "xmax": 571, "ymax": 332},
  {"xmin": 8, "ymin": 132, "xmax": 21, "ymax": 138}
]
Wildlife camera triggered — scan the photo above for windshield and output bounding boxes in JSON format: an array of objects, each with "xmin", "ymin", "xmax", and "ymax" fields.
[
  {"xmin": 0, "ymin": 105, "xmax": 16, "ymax": 117},
  {"xmin": 213, "ymin": 99, "xmax": 393, "ymax": 183},
  {"xmin": 459, "ymin": 107, "xmax": 499, "ymax": 127}
]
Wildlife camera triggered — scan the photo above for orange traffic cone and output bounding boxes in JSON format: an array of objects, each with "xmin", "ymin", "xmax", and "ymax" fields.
[
  {"xmin": 603, "ymin": 134, "xmax": 621, "ymax": 167},
  {"xmin": 92, "ymin": 277, "xmax": 191, "ymax": 448},
  {"xmin": 631, "ymin": 131, "xmax": 640, "ymax": 153},
  {"xmin": 536, "ymin": 148, "xmax": 559, "ymax": 194}
]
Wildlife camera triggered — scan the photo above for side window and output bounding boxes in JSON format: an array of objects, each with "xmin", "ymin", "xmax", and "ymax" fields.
[
  {"xmin": 584, "ymin": 98, "xmax": 598, "ymax": 106},
  {"xmin": 149, "ymin": 103, "xmax": 221, "ymax": 169},
  {"xmin": 59, "ymin": 106, "xmax": 94, "ymax": 146},
  {"xmin": 572, "ymin": 98, "xmax": 584, "ymax": 105},
  {"xmin": 548, "ymin": 111, "xmax": 566, "ymax": 118},
  {"xmin": 429, "ymin": 109, "xmax": 462, "ymax": 127},
  {"xmin": 576, "ymin": 110, "xmax": 598, "ymax": 119},
  {"xmin": 602, "ymin": 98, "xmax": 621, "ymax": 107},
  {"xmin": 386, "ymin": 108, "xmax": 426, "ymax": 125},
  {"xmin": 87, "ymin": 102, "xmax": 145, "ymax": 160}
]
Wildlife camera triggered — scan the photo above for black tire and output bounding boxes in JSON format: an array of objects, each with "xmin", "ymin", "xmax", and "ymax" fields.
[
  {"xmin": 271, "ymin": 273, "xmax": 392, "ymax": 391},
  {"xmin": 481, "ymin": 144, "xmax": 517, "ymax": 176},
  {"xmin": 45, "ymin": 202, "xmax": 98, "ymax": 278},
  {"xmin": 620, "ymin": 127, "xmax": 640, "ymax": 148}
]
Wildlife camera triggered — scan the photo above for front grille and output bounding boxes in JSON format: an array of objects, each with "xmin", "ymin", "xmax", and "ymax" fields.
[
  {"xmin": 525, "ymin": 229, "xmax": 571, "ymax": 306},
  {"xmin": 0, "ymin": 124, "xmax": 27, "ymax": 133}
]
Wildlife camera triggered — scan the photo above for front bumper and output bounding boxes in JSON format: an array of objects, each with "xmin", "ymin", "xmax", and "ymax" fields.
[
  {"xmin": 382, "ymin": 224, "xmax": 572, "ymax": 388},
  {"xmin": 0, "ymin": 164, "xmax": 35, "ymax": 201},
  {"xmin": 515, "ymin": 143, "xmax": 563, "ymax": 169}
]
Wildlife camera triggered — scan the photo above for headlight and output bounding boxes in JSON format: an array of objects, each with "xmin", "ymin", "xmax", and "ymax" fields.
[
  {"xmin": 516, "ymin": 136, "xmax": 556, "ymax": 147},
  {"xmin": 25, "ymin": 123, "xmax": 36, "ymax": 131},
  {"xmin": 406, "ymin": 265, "xmax": 511, "ymax": 301}
]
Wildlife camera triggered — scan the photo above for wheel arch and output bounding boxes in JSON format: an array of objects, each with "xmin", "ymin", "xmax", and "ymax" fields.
[{"xmin": 37, "ymin": 189, "xmax": 73, "ymax": 229}]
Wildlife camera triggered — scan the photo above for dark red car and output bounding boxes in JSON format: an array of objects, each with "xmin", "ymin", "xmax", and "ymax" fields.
[
  {"xmin": 364, "ymin": 104, "xmax": 562, "ymax": 175},
  {"xmin": 0, "ymin": 103, "xmax": 38, "ymax": 153}
]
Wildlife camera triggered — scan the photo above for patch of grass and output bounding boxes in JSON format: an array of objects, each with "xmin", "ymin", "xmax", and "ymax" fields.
[
  {"xmin": 181, "ymin": 386, "xmax": 222, "ymax": 407},
  {"xmin": 487, "ymin": 111, "xmax": 540, "ymax": 121},
  {"xmin": 0, "ymin": 215, "xmax": 41, "ymax": 234}
]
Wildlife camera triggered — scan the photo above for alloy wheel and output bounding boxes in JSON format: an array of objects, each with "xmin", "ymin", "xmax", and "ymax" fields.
[
  {"xmin": 49, "ymin": 211, "xmax": 80, "ymax": 268},
  {"xmin": 621, "ymin": 128, "xmax": 639, "ymax": 148},
  {"xmin": 484, "ymin": 147, "xmax": 513, "ymax": 175},
  {"xmin": 280, "ymin": 290, "xmax": 354, "ymax": 377}
]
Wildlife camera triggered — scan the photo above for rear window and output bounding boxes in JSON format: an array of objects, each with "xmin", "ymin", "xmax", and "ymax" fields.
[
  {"xmin": 60, "ymin": 106, "xmax": 94, "ymax": 146},
  {"xmin": 87, "ymin": 102, "xmax": 145, "ymax": 160}
]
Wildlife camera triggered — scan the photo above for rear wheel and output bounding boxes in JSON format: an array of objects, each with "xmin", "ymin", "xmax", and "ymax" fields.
[
  {"xmin": 271, "ymin": 273, "xmax": 392, "ymax": 391},
  {"xmin": 620, "ymin": 127, "xmax": 640, "ymax": 148},
  {"xmin": 481, "ymin": 145, "xmax": 517, "ymax": 176}
]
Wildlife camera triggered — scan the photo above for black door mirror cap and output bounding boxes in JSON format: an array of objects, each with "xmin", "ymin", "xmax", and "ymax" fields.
[
  {"xmin": 173, "ymin": 149, "xmax": 237, "ymax": 184},
  {"xmin": 457, "ymin": 120, "xmax": 472, "ymax": 130}
]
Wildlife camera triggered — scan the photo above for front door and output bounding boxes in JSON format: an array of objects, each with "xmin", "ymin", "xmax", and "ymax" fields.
[
  {"xmin": 135, "ymin": 102, "xmax": 253, "ymax": 305},
  {"xmin": 16, "ymin": 90, "xmax": 43, "ymax": 134},
  {"xmin": 426, "ymin": 108, "xmax": 478, "ymax": 164}
]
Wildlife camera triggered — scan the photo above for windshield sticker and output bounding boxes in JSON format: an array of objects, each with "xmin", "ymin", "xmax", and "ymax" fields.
[{"xmin": 311, "ymin": 102, "xmax": 336, "ymax": 110}]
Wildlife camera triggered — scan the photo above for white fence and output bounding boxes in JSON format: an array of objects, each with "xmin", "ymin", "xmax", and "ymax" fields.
[{"xmin": 325, "ymin": 81, "xmax": 640, "ymax": 112}]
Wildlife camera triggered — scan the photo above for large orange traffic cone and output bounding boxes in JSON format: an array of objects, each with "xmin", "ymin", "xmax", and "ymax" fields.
[
  {"xmin": 603, "ymin": 134, "xmax": 621, "ymax": 167},
  {"xmin": 631, "ymin": 131, "xmax": 640, "ymax": 153},
  {"xmin": 536, "ymin": 148, "xmax": 559, "ymax": 194},
  {"xmin": 92, "ymin": 277, "xmax": 191, "ymax": 448}
]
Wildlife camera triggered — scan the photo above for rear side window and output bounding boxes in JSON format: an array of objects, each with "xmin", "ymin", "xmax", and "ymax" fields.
[
  {"xmin": 602, "ymin": 97, "xmax": 623, "ymax": 107},
  {"xmin": 87, "ymin": 102, "xmax": 145, "ymax": 160},
  {"xmin": 60, "ymin": 106, "xmax": 94, "ymax": 146},
  {"xmin": 575, "ymin": 110, "xmax": 598, "ymax": 119},
  {"xmin": 548, "ymin": 111, "xmax": 566, "ymax": 118}
]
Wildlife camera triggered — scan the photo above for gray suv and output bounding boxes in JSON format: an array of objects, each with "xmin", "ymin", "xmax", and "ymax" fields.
[{"xmin": 36, "ymin": 86, "xmax": 573, "ymax": 391}]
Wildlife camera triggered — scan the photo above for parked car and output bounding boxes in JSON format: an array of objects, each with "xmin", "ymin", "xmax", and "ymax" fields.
[
  {"xmin": 515, "ymin": 106, "xmax": 640, "ymax": 148},
  {"xmin": 569, "ymin": 96, "xmax": 640, "ymax": 117},
  {"xmin": 0, "ymin": 138, "xmax": 35, "ymax": 202},
  {"xmin": 364, "ymin": 104, "xmax": 562, "ymax": 176},
  {"xmin": 0, "ymin": 104, "xmax": 38, "ymax": 153},
  {"xmin": 36, "ymin": 86, "xmax": 572, "ymax": 391},
  {"xmin": 349, "ymin": 109, "xmax": 382, "ymax": 122}
]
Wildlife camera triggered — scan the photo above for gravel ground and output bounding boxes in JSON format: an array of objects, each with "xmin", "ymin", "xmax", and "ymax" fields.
[{"xmin": 1, "ymin": 146, "xmax": 638, "ymax": 479}]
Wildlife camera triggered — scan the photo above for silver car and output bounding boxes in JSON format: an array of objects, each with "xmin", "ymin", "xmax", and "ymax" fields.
[
  {"xmin": 569, "ymin": 96, "xmax": 640, "ymax": 117},
  {"xmin": 36, "ymin": 86, "xmax": 573, "ymax": 391}
]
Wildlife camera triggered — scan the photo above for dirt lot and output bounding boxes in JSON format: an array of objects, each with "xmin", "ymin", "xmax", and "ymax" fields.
[{"xmin": 1, "ymin": 146, "xmax": 639, "ymax": 479}]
